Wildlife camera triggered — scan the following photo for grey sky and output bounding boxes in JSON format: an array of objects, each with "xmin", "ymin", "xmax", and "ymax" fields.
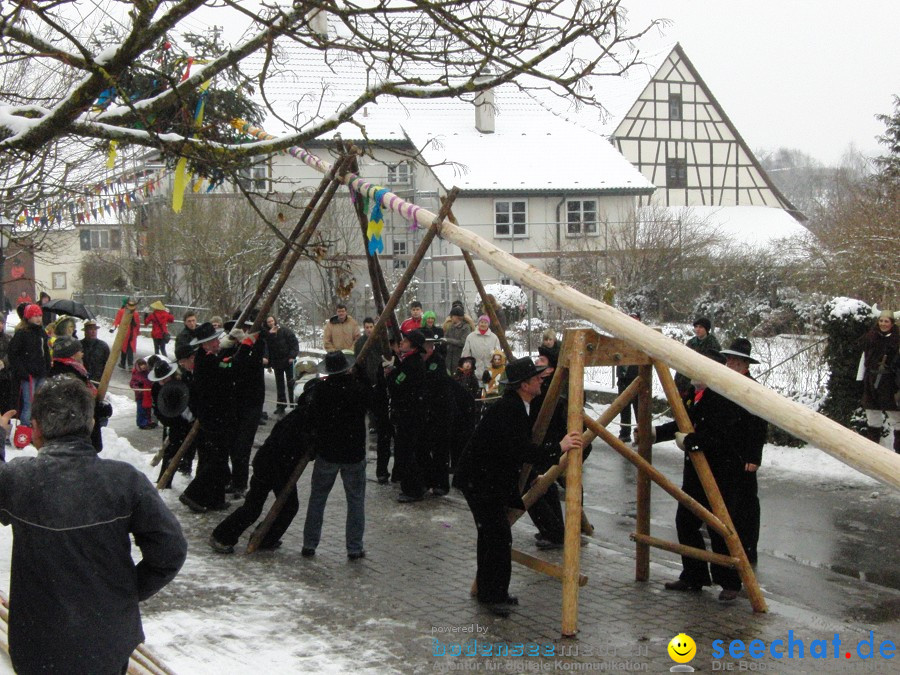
[{"xmin": 623, "ymin": 0, "xmax": 899, "ymax": 165}]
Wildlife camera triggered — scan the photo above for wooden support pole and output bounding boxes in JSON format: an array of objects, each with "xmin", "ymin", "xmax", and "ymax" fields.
[
  {"xmin": 96, "ymin": 308, "xmax": 133, "ymax": 401},
  {"xmin": 634, "ymin": 364, "xmax": 653, "ymax": 581},
  {"xmin": 512, "ymin": 549, "xmax": 588, "ymax": 587},
  {"xmin": 247, "ymin": 454, "xmax": 312, "ymax": 553},
  {"xmin": 355, "ymin": 188, "xmax": 460, "ymax": 368},
  {"xmin": 461, "ymin": 249, "xmax": 514, "ymax": 362},
  {"xmin": 630, "ymin": 533, "xmax": 739, "ymax": 568},
  {"xmin": 654, "ymin": 361, "xmax": 767, "ymax": 613},
  {"xmin": 561, "ymin": 330, "xmax": 587, "ymax": 637},
  {"xmin": 155, "ymin": 422, "xmax": 200, "ymax": 490},
  {"xmin": 582, "ymin": 416, "xmax": 730, "ymax": 539}
]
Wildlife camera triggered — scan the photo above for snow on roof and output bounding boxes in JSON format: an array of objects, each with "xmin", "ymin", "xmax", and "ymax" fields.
[
  {"xmin": 245, "ymin": 39, "xmax": 655, "ymax": 193},
  {"xmin": 639, "ymin": 205, "xmax": 810, "ymax": 249}
]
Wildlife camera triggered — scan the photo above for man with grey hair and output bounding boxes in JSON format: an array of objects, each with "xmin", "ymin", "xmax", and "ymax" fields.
[{"xmin": 0, "ymin": 377, "xmax": 187, "ymax": 673}]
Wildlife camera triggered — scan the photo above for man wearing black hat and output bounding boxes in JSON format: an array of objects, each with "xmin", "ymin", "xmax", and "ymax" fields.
[
  {"xmin": 444, "ymin": 305, "xmax": 473, "ymax": 373},
  {"xmin": 455, "ymin": 357, "xmax": 582, "ymax": 617},
  {"xmin": 720, "ymin": 338, "xmax": 768, "ymax": 566},
  {"xmin": 652, "ymin": 349, "xmax": 748, "ymax": 603},
  {"xmin": 421, "ymin": 336, "xmax": 455, "ymax": 496},
  {"xmin": 179, "ymin": 322, "xmax": 234, "ymax": 512},
  {"xmin": 385, "ymin": 329, "xmax": 428, "ymax": 502},
  {"xmin": 150, "ymin": 359, "xmax": 192, "ymax": 489},
  {"xmin": 301, "ymin": 351, "xmax": 370, "ymax": 559}
]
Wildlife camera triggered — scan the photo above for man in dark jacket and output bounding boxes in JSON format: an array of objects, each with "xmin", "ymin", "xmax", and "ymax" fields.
[
  {"xmin": 456, "ymin": 357, "xmax": 581, "ymax": 617},
  {"xmin": 262, "ymin": 315, "xmax": 299, "ymax": 416},
  {"xmin": 674, "ymin": 317, "xmax": 722, "ymax": 398},
  {"xmin": 422, "ymin": 336, "xmax": 455, "ymax": 495},
  {"xmin": 0, "ymin": 376, "xmax": 187, "ymax": 674},
  {"xmin": 301, "ymin": 352, "xmax": 370, "ymax": 559},
  {"xmin": 8, "ymin": 303, "xmax": 51, "ymax": 426},
  {"xmin": 354, "ymin": 317, "xmax": 393, "ymax": 483},
  {"xmin": 720, "ymin": 338, "xmax": 768, "ymax": 565},
  {"xmin": 80, "ymin": 319, "xmax": 111, "ymax": 383},
  {"xmin": 654, "ymin": 356, "xmax": 746, "ymax": 602},
  {"xmin": 385, "ymin": 330, "xmax": 427, "ymax": 502},
  {"xmin": 180, "ymin": 322, "xmax": 235, "ymax": 512},
  {"xmin": 210, "ymin": 378, "xmax": 319, "ymax": 553},
  {"xmin": 174, "ymin": 311, "xmax": 199, "ymax": 357}
]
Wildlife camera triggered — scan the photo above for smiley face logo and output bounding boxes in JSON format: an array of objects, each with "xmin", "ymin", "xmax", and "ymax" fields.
[{"xmin": 668, "ymin": 633, "xmax": 696, "ymax": 664}]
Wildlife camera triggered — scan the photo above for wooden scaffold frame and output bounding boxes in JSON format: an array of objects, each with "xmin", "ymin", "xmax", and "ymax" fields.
[{"xmin": 229, "ymin": 119, "xmax": 900, "ymax": 637}]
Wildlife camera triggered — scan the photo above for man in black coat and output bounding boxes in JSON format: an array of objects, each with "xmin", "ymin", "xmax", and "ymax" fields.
[
  {"xmin": 150, "ymin": 359, "xmax": 193, "ymax": 489},
  {"xmin": 80, "ymin": 319, "xmax": 111, "ymax": 383},
  {"xmin": 354, "ymin": 317, "xmax": 394, "ymax": 483},
  {"xmin": 174, "ymin": 311, "xmax": 199, "ymax": 356},
  {"xmin": 385, "ymin": 329, "xmax": 428, "ymax": 502},
  {"xmin": 8, "ymin": 303, "xmax": 51, "ymax": 426},
  {"xmin": 262, "ymin": 315, "xmax": 299, "ymax": 416},
  {"xmin": 0, "ymin": 377, "xmax": 186, "ymax": 674},
  {"xmin": 422, "ymin": 337, "xmax": 456, "ymax": 495},
  {"xmin": 456, "ymin": 357, "xmax": 582, "ymax": 617},
  {"xmin": 301, "ymin": 352, "xmax": 370, "ymax": 559},
  {"xmin": 210, "ymin": 378, "xmax": 320, "ymax": 553},
  {"xmin": 654, "ymin": 356, "xmax": 746, "ymax": 602},
  {"xmin": 720, "ymin": 338, "xmax": 768, "ymax": 565},
  {"xmin": 179, "ymin": 322, "xmax": 237, "ymax": 512}
]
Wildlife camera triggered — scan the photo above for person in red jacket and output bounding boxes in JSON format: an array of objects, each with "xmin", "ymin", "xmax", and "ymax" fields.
[
  {"xmin": 129, "ymin": 358, "xmax": 156, "ymax": 429},
  {"xmin": 145, "ymin": 300, "xmax": 175, "ymax": 357},
  {"xmin": 112, "ymin": 297, "xmax": 140, "ymax": 369}
]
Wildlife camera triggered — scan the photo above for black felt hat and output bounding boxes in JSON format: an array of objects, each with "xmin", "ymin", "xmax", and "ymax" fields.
[
  {"xmin": 317, "ymin": 350, "xmax": 355, "ymax": 375},
  {"xmin": 148, "ymin": 359, "xmax": 179, "ymax": 382},
  {"xmin": 189, "ymin": 322, "xmax": 224, "ymax": 346},
  {"xmin": 403, "ymin": 329, "xmax": 426, "ymax": 351},
  {"xmin": 719, "ymin": 338, "xmax": 759, "ymax": 364},
  {"xmin": 500, "ymin": 357, "xmax": 547, "ymax": 385}
]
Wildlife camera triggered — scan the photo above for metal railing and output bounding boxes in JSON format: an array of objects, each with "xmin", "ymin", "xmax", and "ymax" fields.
[{"xmin": 73, "ymin": 292, "xmax": 209, "ymax": 332}]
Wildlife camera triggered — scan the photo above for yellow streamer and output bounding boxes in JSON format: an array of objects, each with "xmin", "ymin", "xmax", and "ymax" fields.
[
  {"xmin": 106, "ymin": 140, "xmax": 118, "ymax": 169},
  {"xmin": 172, "ymin": 80, "xmax": 212, "ymax": 213}
]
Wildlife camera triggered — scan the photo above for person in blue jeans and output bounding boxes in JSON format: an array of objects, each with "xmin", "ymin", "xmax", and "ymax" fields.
[
  {"xmin": 8, "ymin": 304, "xmax": 50, "ymax": 427},
  {"xmin": 301, "ymin": 351, "xmax": 371, "ymax": 560}
]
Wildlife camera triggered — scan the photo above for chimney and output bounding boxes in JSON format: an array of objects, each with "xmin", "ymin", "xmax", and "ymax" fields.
[
  {"xmin": 308, "ymin": 9, "xmax": 328, "ymax": 39},
  {"xmin": 474, "ymin": 88, "xmax": 495, "ymax": 134}
]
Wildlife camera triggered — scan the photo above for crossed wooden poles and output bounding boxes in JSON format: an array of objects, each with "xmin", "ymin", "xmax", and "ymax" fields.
[{"xmin": 506, "ymin": 328, "xmax": 766, "ymax": 637}]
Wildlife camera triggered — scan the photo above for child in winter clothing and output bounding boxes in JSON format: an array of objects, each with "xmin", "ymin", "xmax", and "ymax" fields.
[
  {"xmin": 130, "ymin": 358, "xmax": 156, "ymax": 429},
  {"xmin": 482, "ymin": 350, "xmax": 506, "ymax": 397},
  {"xmin": 454, "ymin": 356, "xmax": 481, "ymax": 399}
]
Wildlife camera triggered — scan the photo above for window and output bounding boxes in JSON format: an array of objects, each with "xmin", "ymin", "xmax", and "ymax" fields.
[
  {"xmin": 79, "ymin": 228, "xmax": 121, "ymax": 251},
  {"xmin": 668, "ymin": 93, "xmax": 683, "ymax": 120},
  {"xmin": 494, "ymin": 200, "xmax": 527, "ymax": 238},
  {"xmin": 666, "ymin": 158, "xmax": 687, "ymax": 188},
  {"xmin": 566, "ymin": 200, "xmax": 598, "ymax": 235},
  {"xmin": 387, "ymin": 162, "xmax": 410, "ymax": 185},
  {"xmin": 52, "ymin": 272, "xmax": 67, "ymax": 290},
  {"xmin": 392, "ymin": 240, "xmax": 407, "ymax": 270},
  {"xmin": 238, "ymin": 163, "xmax": 269, "ymax": 192}
]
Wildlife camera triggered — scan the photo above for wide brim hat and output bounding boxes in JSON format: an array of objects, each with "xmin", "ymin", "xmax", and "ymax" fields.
[
  {"xmin": 500, "ymin": 357, "xmax": 547, "ymax": 385},
  {"xmin": 224, "ymin": 308, "xmax": 258, "ymax": 331},
  {"xmin": 317, "ymin": 350, "xmax": 355, "ymax": 375},
  {"xmin": 149, "ymin": 300, "xmax": 167, "ymax": 311},
  {"xmin": 148, "ymin": 359, "xmax": 179, "ymax": 382},
  {"xmin": 719, "ymin": 338, "xmax": 759, "ymax": 364},
  {"xmin": 157, "ymin": 380, "xmax": 190, "ymax": 417},
  {"xmin": 125, "ymin": 297, "xmax": 138, "ymax": 308},
  {"xmin": 83, "ymin": 319, "xmax": 99, "ymax": 329},
  {"xmin": 402, "ymin": 329, "xmax": 427, "ymax": 351},
  {"xmin": 190, "ymin": 322, "xmax": 224, "ymax": 346},
  {"xmin": 174, "ymin": 342, "xmax": 198, "ymax": 360}
]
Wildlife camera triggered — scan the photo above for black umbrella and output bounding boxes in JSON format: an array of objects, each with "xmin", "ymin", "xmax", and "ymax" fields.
[{"xmin": 42, "ymin": 298, "xmax": 96, "ymax": 320}]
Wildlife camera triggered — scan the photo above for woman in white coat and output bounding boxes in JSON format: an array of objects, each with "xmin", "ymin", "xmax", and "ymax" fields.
[{"xmin": 461, "ymin": 315, "xmax": 501, "ymax": 379}]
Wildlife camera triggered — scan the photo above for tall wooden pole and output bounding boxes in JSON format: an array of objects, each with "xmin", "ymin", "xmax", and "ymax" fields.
[
  {"xmin": 634, "ymin": 364, "xmax": 653, "ymax": 581},
  {"xmin": 561, "ymin": 330, "xmax": 587, "ymax": 637},
  {"xmin": 96, "ymin": 308, "xmax": 133, "ymax": 401},
  {"xmin": 654, "ymin": 361, "xmax": 767, "ymax": 613}
]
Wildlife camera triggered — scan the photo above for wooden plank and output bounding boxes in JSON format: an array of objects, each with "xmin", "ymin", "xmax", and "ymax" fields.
[
  {"xmin": 574, "ymin": 335, "xmax": 652, "ymax": 368},
  {"xmin": 634, "ymin": 363, "xmax": 653, "ymax": 581},
  {"xmin": 511, "ymin": 549, "xmax": 588, "ymax": 587},
  {"xmin": 631, "ymin": 533, "xmax": 739, "ymax": 567}
]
